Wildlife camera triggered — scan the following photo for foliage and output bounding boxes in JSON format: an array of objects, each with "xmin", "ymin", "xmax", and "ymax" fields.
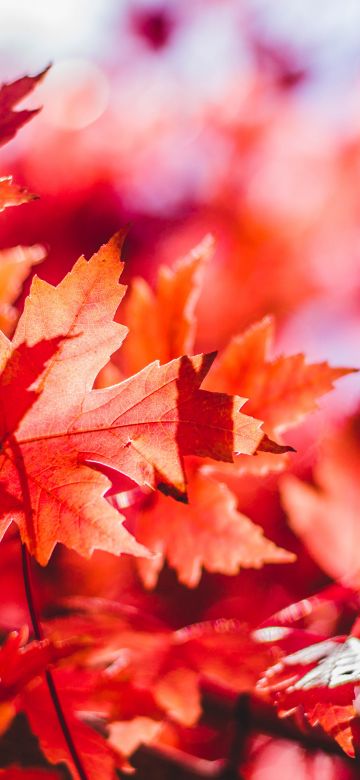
[{"xmin": 0, "ymin": 63, "xmax": 358, "ymax": 780}]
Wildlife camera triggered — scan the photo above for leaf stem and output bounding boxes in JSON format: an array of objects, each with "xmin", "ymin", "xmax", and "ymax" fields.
[{"xmin": 21, "ymin": 541, "xmax": 89, "ymax": 780}]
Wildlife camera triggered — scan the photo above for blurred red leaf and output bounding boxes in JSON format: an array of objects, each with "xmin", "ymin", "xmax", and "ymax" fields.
[
  {"xmin": 0, "ymin": 69, "xmax": 48, "ymax": 149},
  {"xmin": 0, "ymin": 69, "xmax": 46, "ymax": 222},
  {"xmin": 44, "ymin": 603, "xmax": 275, "ymax": 745},
  {"xmin": 0, "ymin": 244, "xmax": 45, "ymax": 335},
  {"xmin": 0, "ymin": 626, "xmax": 84, "ymax": 738},
  {"xmin": 0, "ymin": 178, "xmax": 37, "ymax": 214}
]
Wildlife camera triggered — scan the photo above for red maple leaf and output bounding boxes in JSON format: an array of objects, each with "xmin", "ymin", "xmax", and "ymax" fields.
[
  {"xmin": 0, "ymin": 232, "xmax": 266, "ymax": 565},
  {"xmin": 0, "ymin": 69, "xmax": 48, "ymax": 213},
  {"xmin": 0, "ymin": 69, "xmax": 49, "ymax": 149}
]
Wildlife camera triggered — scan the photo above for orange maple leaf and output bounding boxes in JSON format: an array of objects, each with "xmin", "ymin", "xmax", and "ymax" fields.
[{"xmin": 0, "ymin": 233, "xmax": 265, "ymax": 565}]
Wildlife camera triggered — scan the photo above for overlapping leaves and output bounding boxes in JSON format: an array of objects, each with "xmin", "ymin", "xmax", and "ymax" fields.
[{"xmin": 0, "ymin": 232, "xmax": 272, "ymax": 564}]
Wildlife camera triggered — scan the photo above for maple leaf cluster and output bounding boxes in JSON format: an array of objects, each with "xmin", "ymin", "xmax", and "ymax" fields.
[{"xmin": 0, "ymin": 65, "xmax": 358, "ymax": 780}]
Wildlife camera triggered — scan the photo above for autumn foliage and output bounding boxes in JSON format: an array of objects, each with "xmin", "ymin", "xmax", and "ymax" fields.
[{"xmin": 0, "ymin": 56, "xmax": 359, "ymax": 780}]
